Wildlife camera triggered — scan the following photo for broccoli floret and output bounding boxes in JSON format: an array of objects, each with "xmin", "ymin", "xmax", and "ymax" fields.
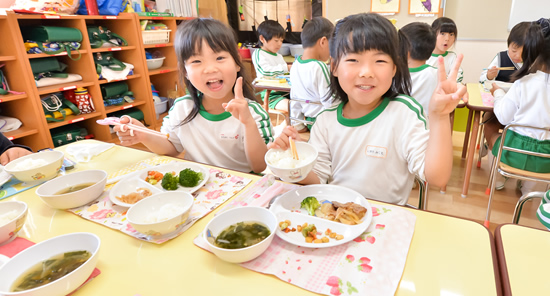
[
  {"xmin": 300, "ymin": 196, "xmax": 320, "ymax": 216},
  {"xmin": 161, "ymin": 172, "xmax": 179, "ymax": 190},
  {"xmin": 179, "ymin": 168, "xmax": 203, "ymax": 187}
]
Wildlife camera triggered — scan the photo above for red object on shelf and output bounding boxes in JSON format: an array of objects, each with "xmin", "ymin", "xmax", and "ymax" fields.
[
  {"xmin": 85, "ymin": 0, "xmax": 99, "ymax": 15},
  {"xmin": 239, "ymin": 48, "xmax": 251, "ymax": 59}
]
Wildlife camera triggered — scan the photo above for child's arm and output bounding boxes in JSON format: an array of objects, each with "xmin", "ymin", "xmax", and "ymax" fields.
[
  {"xmin": 491, "ymin": 82, "xmax": 519, "ymax": 126},
  {"xmin": 223, "ymin": 77, "xmax": 269, "ymax": 173},
  {"xmin": 253, "ymin": 50, "xmax": 288, "ymax": 78},
  {"xmin": 424, "ymin": 55, "xmax": 468, "ymax": 187},
  {"xmin": 115, "ymin": 116, "xmax": 180, "ymax": 156},
  {"xmin": 480, "ymin": 54, "xmax": 499, "ymax": 82}
]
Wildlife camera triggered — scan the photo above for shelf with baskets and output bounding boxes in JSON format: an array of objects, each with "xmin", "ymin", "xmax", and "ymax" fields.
[
  {"xmin": 137, "ymin": 16, "xmax": 189, "ymax": 128},
  {"xmin": 0, "ymin": 15, "xmax": 49, "ymax": 150}
]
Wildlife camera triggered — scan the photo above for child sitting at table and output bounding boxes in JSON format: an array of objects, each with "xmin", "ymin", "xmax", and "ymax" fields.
[
  {"xmin": 114, "ymin": 18, "xmax": 273, "ymax": 174},
  {"xmin": 270, "ymin": 13, "xmax": 467, "ymax": 205},
  {"xmin": 252, "ymin": 20, "xmax": 290, "ymax": 113},
  {"xmin": 400, "ymin": 22, "xmax": 438, "ymax": 115},
  {"xmin": 484, "ymin": 18, "xmax": 550, "ymax": 192},
  {"xmin": 0, "ymin": 133, "xmax": 32, "ymax": 165},
  {"xmin": 479, "ymin": 22, "xmax": 530, "ymax": 84},
  {"xmin": 427, "ymin": 17, "xmax": 464, "ymax": 83},
  {"xmin": 289, "ymin": 17, "xmax": 335, "ymax": 133}
]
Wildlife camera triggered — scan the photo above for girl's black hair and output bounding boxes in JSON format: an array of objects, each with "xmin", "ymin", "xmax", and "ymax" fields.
[
  {"xmin": 328, "ymin": 13, "xmax": 411, "ymax": 104},
  {"xmin": 174, "ymin": 18, "xmax": 257, "ymax": 125},
  {"xmin": 432, "ymin": 17, "xmax": 458, "ymax": 38},
  {"xmin": 511, "ymin": 18, "xmax": 550, "ymax": 82}
]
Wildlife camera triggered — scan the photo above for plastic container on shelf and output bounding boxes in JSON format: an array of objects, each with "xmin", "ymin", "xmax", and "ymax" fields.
[
  {"xmin": 155, "ymin": 97, "xmax": 168, "ymax": 118},
  {"xmin": 147, "ymin": 57, "xmax": 165, "ymax": 70},
  {"xmin": 142, "ymin": 30, "xmax": 171, "ymax": 45}
]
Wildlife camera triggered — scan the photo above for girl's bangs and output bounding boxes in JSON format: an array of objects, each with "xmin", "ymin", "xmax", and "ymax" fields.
[
  {"xmin": 439, "ymin": 22, "xmax": 457, "ymax": 34},
  {"xmin": 336, "ymin": 27, "xmax": 395, "ymax": 58},
  {"xmin": 180, "ymin": 23, "xmax": 235, "ymax": 60}
]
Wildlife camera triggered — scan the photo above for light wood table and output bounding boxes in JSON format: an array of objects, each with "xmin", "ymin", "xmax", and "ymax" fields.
[
  {"xmin": 5, "ymin": 140, "xmax": 501, "ymax": 295},
  {"xmin": 495, "ymin": 224, "xmax": 550, "ymax": 295}
]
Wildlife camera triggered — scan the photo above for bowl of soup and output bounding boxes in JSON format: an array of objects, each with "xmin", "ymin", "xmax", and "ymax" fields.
[
  {"xmin": 0, "ymin": 232, "xmax": 100, "ymax": 296},
  {"xmin": 126, "ymin": 191, "xmax": 194, "ymax": 237},
  {"xmin": 265, "ymin": 141, "xmax": 318, "ymax": 183},
  {"xmin": 0, "ymin": 201, "xmax": 27, "ymax": 246},
  {"xmin": 4, "ymin": 151, "xmax": 64, "ymax": 184},
  {"xmin": 35, "ymin": 170, "xmax": 107, "ymax": 209},
  {"xmin": 203, "ymin": 206, "xmax": 277, "ymax": 263}
]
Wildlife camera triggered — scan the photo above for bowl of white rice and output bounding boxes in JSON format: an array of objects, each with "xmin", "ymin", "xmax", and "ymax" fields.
[
  {"xmin": 126, "ymin": 191, "xmax": 194, "ymax": 237},
  {"xmin": 0, "ymin": 201, "xmax": 27, "ymax": 246},
  {"xmin": 4, "ymin": 151, "xmax": 64, "ymax": 184},
  {"xmin": 265, "ymin": 141, "xmax": 318, "ymax": 183}
]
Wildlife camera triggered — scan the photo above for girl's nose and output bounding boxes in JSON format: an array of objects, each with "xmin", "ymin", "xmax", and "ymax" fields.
[
  {"xmin": 203, "ymin": 63, "xmax": 218, "ymax": 73},
  {"xmin": 359, "ymin": 65, "xmax": 372, "ymax": 78}
]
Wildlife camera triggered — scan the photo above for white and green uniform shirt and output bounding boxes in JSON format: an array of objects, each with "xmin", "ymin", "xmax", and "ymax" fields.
[
  {"xmin": 493, "ymin": 71, "xmax": 550, "ymax": 140},
  {"xmin": 309, "ymin": 96, "xmax": 428, "ymax": 205},
  {"xmin": 426, "ymin": 51, "xmax": 463, "ymax": 83},
  {"xmin": 252, "ymin": 48, "xmax": 288, "ymax": 78},
  {"xmin": 409, "ymin": 64, "xmax": 438, "ymax": 116},
  {"xmin": 161, "ymin": 96, "xmax": 274, "ymax": 173},
  {"xmin": 289, "ymin": 56, "xmax": 334, "ymax": 128}
]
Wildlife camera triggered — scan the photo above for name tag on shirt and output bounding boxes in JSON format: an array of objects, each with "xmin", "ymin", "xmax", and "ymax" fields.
[
  {"xmin": 220, "ymin": 133, "xmax": 241, "ymax": 141},
  {"xmin": 365, "ymin": 145, "xmax": 387, "ymax": 158}
]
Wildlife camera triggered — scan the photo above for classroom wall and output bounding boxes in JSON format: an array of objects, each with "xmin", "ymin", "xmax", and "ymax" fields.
[{"xmin": 323, "ymin": 0, "xmax": 517, "ymax": 84}]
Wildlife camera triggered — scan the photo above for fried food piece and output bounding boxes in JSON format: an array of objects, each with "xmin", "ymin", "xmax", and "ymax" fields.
[
  {"xmin": 332, "ymin": 201, "xmax": 367, "ymax": 225},
  {"xmin": 116, "ymin": 188, "xmax": 153, "ymax": 204}
]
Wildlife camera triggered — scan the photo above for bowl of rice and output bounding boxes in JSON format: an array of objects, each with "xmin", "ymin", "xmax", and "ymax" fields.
[
  {"xmin": 126, "ymin": 191, "xmax": 194, "ymax": 237},
  {"xmin": 0, "ymin": 201, "xmax": 27, "ymax": 246},
  {"xmin": 4, "ymin": 151, "xmax": 64, "ymax": 184},
  {"xmin": 265, "ymin": 141, "xmax": 318, "ymax": 183}
]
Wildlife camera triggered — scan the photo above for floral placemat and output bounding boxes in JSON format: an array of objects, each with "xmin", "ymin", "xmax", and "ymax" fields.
[
  {"xmin": 194, "ymin": 175, "xmax": 416, "ymax": 296},
  {"xmin": 68, "ymin": 157, "xmax": 251, "ymax": 244},
  {"xmin": 481, "ymin": 92, "xmax": 495, "ymax": 107}
]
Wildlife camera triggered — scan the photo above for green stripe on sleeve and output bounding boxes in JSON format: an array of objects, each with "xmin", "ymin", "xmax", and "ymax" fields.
[{"xmin": 394, "ymin": 95, "xmax": 427, "ymax": 129}]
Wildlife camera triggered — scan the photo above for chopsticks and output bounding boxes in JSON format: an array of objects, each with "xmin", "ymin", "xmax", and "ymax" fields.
[
  {"xmin": 96, "ymin": 117, "xmax": 169, "ymax": 139},
  {"xmin": 483, "ymin": 67, "xmax": 516, "ymax": 70},
  {"xmin": 289, "ymin": 138, "xmax": 299, "ymax": 160}
]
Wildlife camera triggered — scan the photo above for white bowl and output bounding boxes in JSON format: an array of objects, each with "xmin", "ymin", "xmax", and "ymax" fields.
[
  {"xmin": 0, "ymin": 201, "xmax": 27, "ymax": 246},
  {"xmin": 290, "ymin": 44, "xmax": 304, "ymax": 57},
  {"xmin": 203, "ymin": 206, "xmax": 277, "ymax": 263},
  {"xmin": 0, "ymin": 232, "xmax": 100, "ymax": 296},
  {"xmin": 4, "ymin": 151, "xmax": 64, "ymax": 184},
  {"xmin": 265, "ymin": 141, "xmax": 318, "ymax": 183},
  {"xmin": 147, "ymin": 57, "xmax": 165, "ymax": 70},
  {"xmin": 126, "ymin": 191, "xmax": 194, "ymax": 237},
  {"xmin": 35, "ymin": 170, "xmax": 107, "ymax": 209}
]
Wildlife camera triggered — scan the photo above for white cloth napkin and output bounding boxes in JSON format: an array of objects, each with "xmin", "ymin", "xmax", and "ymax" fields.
[{"xmin": 65, "ymin": 143, "xmax": 115, "ymax": 163}]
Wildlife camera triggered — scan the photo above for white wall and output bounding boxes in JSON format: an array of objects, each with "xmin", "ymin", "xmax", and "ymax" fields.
[{"xmin": 454, "ymin": 39, "xmax": 507, "ymax": 84}]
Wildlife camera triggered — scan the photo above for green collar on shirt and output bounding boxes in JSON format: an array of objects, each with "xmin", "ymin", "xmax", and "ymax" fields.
[
  {"xmin": 297, "ymin": 55, "xmax": 318, "ymax": 64},
  {"xmin": 198, "ymin": 104, "xmax": 232, "ymax": 121},
  {"xmin": 409, "ymin": 64, "xmax": 431, "ymax": 72},
  {"xmin": 260, "ymin": 48, "xmax": 278, "ymax": 56},
  {"xmin": 337, "ymin": 97, "xmax": 390, "ymax": 127},
  {"xmin": 431, "ymin": 51, "xmax": 449, "ymax": 57}
]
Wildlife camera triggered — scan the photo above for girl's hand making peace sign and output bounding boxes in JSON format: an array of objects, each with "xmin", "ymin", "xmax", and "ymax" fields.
[
  {"xmin": 223, "ymin": 77, "xmax": 255, "ymax": 126},
  {"xmin": 429, "ymin": 54, "xmax": 468, "ymax": 116}
]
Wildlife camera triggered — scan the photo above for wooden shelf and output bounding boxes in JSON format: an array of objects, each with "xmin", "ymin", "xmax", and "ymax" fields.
[
  {"xmin": 91, "ymin": 46, "xmax": 137, "ymax": 53},
  {"xmin": 0, "ymin": 56, "xmax": 16, "ymax": 62},
  {"xmin": 104, "ymin": 100, "xmax": 146, "ymax": 114},
  {"xmin": 148, "ymin": 66, "xmax": 178, "ymax": 75},
  {"xmin": 27, "ymin": 50, "xmax": 88, "ymax": 59},
  {"xmin": 4, "ymin": 126, "xmax": 38, "ymax": 140},
  {"xmin": 37, "ymin": 81, "xmax": 95, "ymax": 95},
  {"xmin": 46, "ymin": 111, "xmax": 102, "ymax": 129},
  {"xmin": 143, "ymin": 43, "xmax": 174, "ymax": 49},
  {"xmin": 0, "ymin": 93, "xmax": 27, "ymax": 102},
  {"xmin": 98, "ymin": 74, "xmax": 142, "ymax": 84}
]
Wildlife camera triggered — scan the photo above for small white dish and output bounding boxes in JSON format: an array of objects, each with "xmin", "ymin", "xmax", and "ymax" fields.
[
  {"xmin": 109, "ymin": 178, "xmax": 162, "ymax": 208},
  {"xmin": 269, "ymin": 184, "xmax": 373, "ymax": 248}
]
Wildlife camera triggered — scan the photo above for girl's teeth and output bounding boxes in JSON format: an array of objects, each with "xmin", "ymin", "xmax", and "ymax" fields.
[{"xmin": 358, "ymin": 85, "xmax": 372, "ymax": 90}]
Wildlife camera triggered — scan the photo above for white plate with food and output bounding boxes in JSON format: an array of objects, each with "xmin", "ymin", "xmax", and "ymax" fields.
[
  {"xmin": 269, "ymin": 184, "xmax": 372, "ymax": 248},
  {"xmin": 136, "ymin": 162, "xmax": 209, "ymax": 193}
]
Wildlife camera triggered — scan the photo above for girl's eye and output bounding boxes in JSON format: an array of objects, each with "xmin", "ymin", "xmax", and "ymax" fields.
[
  {"xmin": 376, "ymin": 60, "xmax": 388, "ymax": 63},
  {"xmin": 345, "ymin": 58, "xmax": 357, "ymax": 63},
  {"xmin": 450, "ymin": 33, "xmax": 455, "ymax": 37},
  {"xmin": 217, "ymin": 56, "xmax": 226, "ymax": 61}
]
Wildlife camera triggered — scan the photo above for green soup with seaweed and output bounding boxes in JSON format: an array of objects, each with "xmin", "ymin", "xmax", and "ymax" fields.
[
  {"xmin": 214, "ymin": 221, "xmax": 271, "ymax": 249},
  {"xmin": 11, "ymin": 250, "xmax": 91, "ymax": 292}
]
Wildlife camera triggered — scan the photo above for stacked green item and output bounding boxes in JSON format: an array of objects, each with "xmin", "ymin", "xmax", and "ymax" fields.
[{"xmin": 101, "ymin": 81, "xmax": 133, "ymax": 106}]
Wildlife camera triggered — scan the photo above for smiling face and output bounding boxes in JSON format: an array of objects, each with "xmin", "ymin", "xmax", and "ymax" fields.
[
  {"xmin": 434, "ymin": 31, "xmax": 455, "ymax": 54},
  {"xmin": 508, "ymin": 43, "xmax": 523, "ymax": 64},
  {"xmin": 260, "ymin": 35, "xmax": 284, "ymax": 54},
  {"xmin": 333, "ymin": 50, "xmax": 396, "ymax": 117},
  {"xmin": 184, "ymin": 40, "xmax": 240, "ymax": 103}
]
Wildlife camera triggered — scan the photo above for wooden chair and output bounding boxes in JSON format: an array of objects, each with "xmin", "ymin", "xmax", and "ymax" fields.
[{"xmin": 484, "ymin": 124, "xmax": 550, "ymax": 228}]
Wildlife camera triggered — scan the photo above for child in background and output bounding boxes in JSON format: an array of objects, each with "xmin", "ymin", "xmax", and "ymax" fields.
[
  {"xmin": 427, "ymin": 17, "xmax": 464, "ymax": 83},
  {"xmin": 289, "ymin": 17, "xmax": 335, "ymax": 133},
  {"xmin": 480, "ymin": 22, "xmax": 530, "ymax": 83},
  {"xmin": 115, "ymin": 18, "xmax": 273, "ymax": 174},
  {"xmin": 270, "ymin": 13, "xmax": 467, "ymax": 205},
  {"xmin": 484, "ymin": 18, "xmax": 550, "ymax": 193},
  {"xmin": 252, "ymin": 20, "xmax": 290, "ymax": 112},
  {"xmin": 400, "ymin": 22, "xmax": 438, "ymax": 114}
]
